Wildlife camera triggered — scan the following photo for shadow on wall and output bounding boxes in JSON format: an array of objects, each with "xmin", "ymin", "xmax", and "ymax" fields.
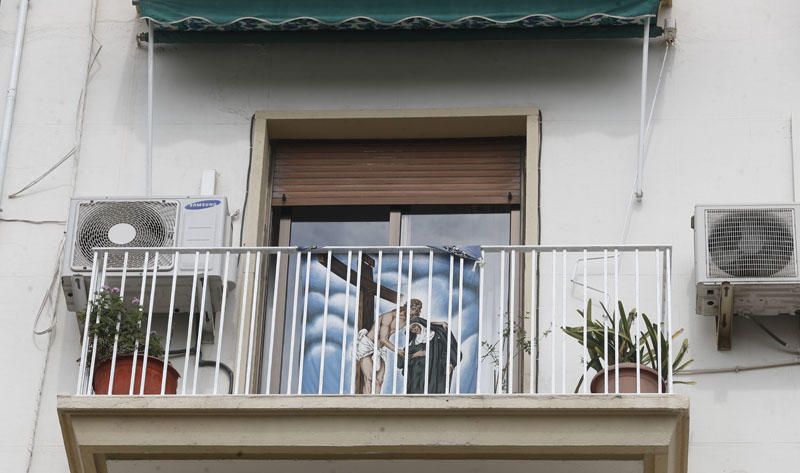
[{"xmin": 118, "ymin": 34, "xmax": 665, "ymax": 147}]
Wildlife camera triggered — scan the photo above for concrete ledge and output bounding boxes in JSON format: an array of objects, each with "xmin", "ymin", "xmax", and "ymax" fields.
[{"xmin": 58, "ymin": 395, "xmax": 689, "ymax": 473}]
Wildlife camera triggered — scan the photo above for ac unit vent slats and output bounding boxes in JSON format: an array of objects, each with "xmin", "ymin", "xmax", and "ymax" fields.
[
  {"xmin": 705, "ymin": 208, "xmax": 797, "ymax": 278},
  {"xmin": 72, "ymin": 200, "xmax": 179, "ymax": 271}
]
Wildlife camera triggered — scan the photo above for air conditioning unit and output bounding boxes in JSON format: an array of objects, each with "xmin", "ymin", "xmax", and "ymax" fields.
[
  {"xmin": 694, "ymin": 204, "xmax": 800, "ymax": 335},
  {"xmin": 61, "ymin": 196, "xmax": 236, "ymax": 341}
]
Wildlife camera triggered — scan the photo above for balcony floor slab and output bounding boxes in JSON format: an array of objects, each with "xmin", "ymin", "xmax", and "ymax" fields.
[{"xmin": 58, "ymin": 395, "xmax": 689, "ymax": 473}]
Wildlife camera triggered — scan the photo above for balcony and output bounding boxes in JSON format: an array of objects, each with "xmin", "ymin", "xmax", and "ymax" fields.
[{"xmin": 58, "ymin": 245, "xmax": 688, "ymax": 473}]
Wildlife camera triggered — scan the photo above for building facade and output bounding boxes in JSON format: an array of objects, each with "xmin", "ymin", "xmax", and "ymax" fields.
[{"xmin": 0, "ymin": 1, "xmax": 797, "ymax": 473}]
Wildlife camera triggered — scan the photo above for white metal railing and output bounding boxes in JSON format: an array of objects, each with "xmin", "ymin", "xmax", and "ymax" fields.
[{"xmin": 75, "ymin": 245, "xmax": 673, "ymax": 396}]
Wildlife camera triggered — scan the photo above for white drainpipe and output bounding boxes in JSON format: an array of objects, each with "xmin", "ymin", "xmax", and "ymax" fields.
[
  {"xmin": 0, "ymin": 0, "xmax": 31, "ymax": 211},
  {"xmin": 145, "ymin": 20, "xmax": 154, "ymax": 195},
  {"xmin": 633, "ymin": 19, "xmax": 651, "ymax": 201}
]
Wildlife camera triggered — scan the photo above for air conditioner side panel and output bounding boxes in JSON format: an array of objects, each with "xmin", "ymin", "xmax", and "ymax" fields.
[
  {"xmin": 693, "ymin": 206, "xmax": 710, "ymax": 284},
  {"xmin": 61, "ymin": 199, "xmax": 83, "ymax": 280},
  {"xmin": 177, "ymin": 197, "xmax": 231, "ymax": 277}
]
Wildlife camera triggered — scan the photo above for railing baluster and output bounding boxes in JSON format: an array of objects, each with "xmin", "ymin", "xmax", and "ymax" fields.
[
  {"xmin": 107, "ymin": 251, "xmax": 129, "ymax": 395},
  {"xmin": 402, "ymin": 251, "xmax": 413, "ymax": 394},
  {"xmin": 371, "ymin": 251, "xmax": 383, "ymax": 395},
  {"xmin": 286, "ymin": 252, "xmax": 302, "ymax": 394},
  {"xmin": 298, "ymin": 251, "xmax": 312, "ymax": 395},
  {"xmin": 86, "ymin": 252, "xmax": 109, "ymax": 395},
  {"xmin": 422, "ymin": 251, "xmax": 433, "ymax": 394},
  {"xmin": 635, "ymin": 249, "xmax": 641, "ymax": 394},
  {"xmin": 139, "ymin": 251, "xmax": 160, "ymax": 395},
  {"xmin": 266, "ymin": 251, "xmax": 282, "ymax": 395},
  {"xmin": 498, "ymin": 250, "xmax": 505, "ymax": 394},
  {"xmin": 181, "ymin": 252, "xmax": 200, "ymax": 395},
  {"xmin": 212, "ymin": 251, "xmax": 231, "ymax": 395},
  {"xmin": 529, "ymin": 250, "xmax": 537, "ymax": 395},
  {"xmin": 159, "ymin": 251, "xmax": 180, "ymax": 395},
  {"xmin": 666, "ymin": 249, "xmax": 674, "ymax": 394},
  {"xmin": 603, "ymin": 250, "xmax": 609, "ymax": 394},
  {"xmin": 245, "ymin": 251, "xmax": 263, "ymax": 394},
  {"xmin": 561, "ymin": 250, "xmax": 567, "ymax": 395},
  {"xmin": 582, "ymin": 249, "xmax": 588, "ymax": 394},
  {"xmin": 550, "ymin": 250, "xmax": 556, "ymax": 395},
  {"xmin": 614, "ymin": 249, "xmax": 620, "ymax": 394},
  {"xmin": 340, "ymin": 251, "xmax": 353, "ymax": 395},
  {"xmin": 656, "ymin": 249, "xmax": 663, "ymax": 394},
  {"xmin": 442, "ymin": 253, "xmax": 452, "ymax": 395},
  {"xmin": 508, "ymin": 251, "xmax": 515, "ymax": 394},
  {"xmin": 318, "ymin": 251, "xmax": 332, "ymax": 395},
  {"xmin": 391, "ymin": 251, "xmax": 403, "ymax": 395},
  {"xmin": 76, "ymin": 252, "xmax": 100, "ymax": 395},
  {"xmin": 456, "ymin": 256, "xmax": 464, "ymax": 395},
  {"xmin": 476, "ymin": 250, "xmax": 485, "ymax": 394},
  {"xmin": 130, "ymin": 251, "xmax": 150, "ymax": 395},
  {"xmin": 350, "ymin": 251, "xmax": 363, "ymax": 394},
  {"xmin": 191, "ymin": 252, "xmax": 210, "ymax": 395}
]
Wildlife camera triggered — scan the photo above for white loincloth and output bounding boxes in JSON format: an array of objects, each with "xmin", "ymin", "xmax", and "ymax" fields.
[{"xmin": 356, "ymin": 328, "xmax": 387, "ymax": 363}]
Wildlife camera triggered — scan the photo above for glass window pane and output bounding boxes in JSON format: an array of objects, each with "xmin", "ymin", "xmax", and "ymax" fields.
[{"xmin": 404, "ymin": 212, "xmax": 510, "ymax": 246}]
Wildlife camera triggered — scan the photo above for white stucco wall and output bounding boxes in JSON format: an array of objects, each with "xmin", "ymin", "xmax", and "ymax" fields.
[{"xmin": 1, "ymin": 1, "xmax": 799, "ymax": 472}]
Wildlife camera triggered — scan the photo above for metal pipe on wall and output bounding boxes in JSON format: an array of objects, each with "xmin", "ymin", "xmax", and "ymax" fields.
[
  {"xmin": 0, "ymin": 0, "xmax": 31, "ymax": 210},
  {"xmin": 145, "ymin": 20, "xmax": 154, "ymax": 195},
  {"xmin": 634, "ymin": 20, "xmax": 651, "ymax": 201}
]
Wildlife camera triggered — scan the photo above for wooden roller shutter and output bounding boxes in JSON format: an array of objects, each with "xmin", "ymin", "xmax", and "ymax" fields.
[{"xmin": 271, "ymin": 138, "xmax": 522, "ymax": 206}]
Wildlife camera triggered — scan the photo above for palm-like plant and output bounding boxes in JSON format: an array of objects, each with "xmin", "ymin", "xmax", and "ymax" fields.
[{"xmin": 563, "ymin": 300, "xmax": 692, "ymax": 391}]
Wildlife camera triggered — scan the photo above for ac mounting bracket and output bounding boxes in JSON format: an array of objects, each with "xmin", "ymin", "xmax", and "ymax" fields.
[{"xmin": 717, "ymin": 282, "xmax": 734, "ymax": 350}]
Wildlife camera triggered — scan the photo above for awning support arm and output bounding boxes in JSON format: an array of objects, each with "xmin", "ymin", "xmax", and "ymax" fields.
[
  {"xmin": 634, "ymin": 20, "xmax": 650, "ymax": 201},
  {"xmin": 146, "ymin": 20, "xmax": 154, "ymax": 195}
]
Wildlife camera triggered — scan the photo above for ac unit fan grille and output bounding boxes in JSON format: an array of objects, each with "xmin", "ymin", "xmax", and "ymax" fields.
[
  {"xmin": 706, "ymin": 208, "xmax": 797, "ymax": 278},
  {"xmin": 72, "ymin": 200, "xmax": 179, "ymax": 271}
]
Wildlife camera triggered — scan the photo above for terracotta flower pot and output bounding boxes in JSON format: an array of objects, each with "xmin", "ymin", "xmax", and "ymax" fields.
[
  {"xmin": 92, "ymin": 354, "xmax": 180, "ymax": 395},
  {"xmin": 589, "ymin": 362, "xmax": 664, "ymax": 394}
]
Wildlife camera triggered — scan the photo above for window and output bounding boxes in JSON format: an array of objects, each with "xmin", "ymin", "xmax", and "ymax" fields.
[{"xmin": 264, "ymin": 138, "xmax": 523, "ymax": 394}]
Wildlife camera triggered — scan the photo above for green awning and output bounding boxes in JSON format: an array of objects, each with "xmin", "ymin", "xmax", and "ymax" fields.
[{"xmin": 137, "ymin": 0, "xmax": 662, "ymax": 41}]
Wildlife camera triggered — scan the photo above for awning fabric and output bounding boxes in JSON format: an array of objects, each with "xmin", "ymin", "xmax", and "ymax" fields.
[{"xmin": 137, "ymin": 0, "xmax": 662, "ymax": 40}]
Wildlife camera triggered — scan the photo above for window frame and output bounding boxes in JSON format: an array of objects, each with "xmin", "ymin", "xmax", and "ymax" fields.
[{"xmin": 241, "ymin": 108, "xmax": 540, "ymax": 394}]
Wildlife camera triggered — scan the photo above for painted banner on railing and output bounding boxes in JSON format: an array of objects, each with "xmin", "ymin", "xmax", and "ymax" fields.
[{"xmin": 284, "ymin": 250, "xmax": 486, "ymax": 395}]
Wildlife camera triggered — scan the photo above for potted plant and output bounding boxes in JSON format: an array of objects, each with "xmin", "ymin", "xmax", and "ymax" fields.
[
  {"xmin": 563, "ymin": 300, "xmax": 692, "ymax": 394},
  {"xmin": 79, "ymin": 287, "xmax": 180, "ymax": 394}
]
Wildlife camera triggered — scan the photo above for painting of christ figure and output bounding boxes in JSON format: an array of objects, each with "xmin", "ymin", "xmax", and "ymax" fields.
[
  {"xmin": 282, "ymin": 250, "xmax": 483, "ymax": 395},
  {"xmin": 355, "ymin": 299, "xmax": 421, "ymax": 394}
]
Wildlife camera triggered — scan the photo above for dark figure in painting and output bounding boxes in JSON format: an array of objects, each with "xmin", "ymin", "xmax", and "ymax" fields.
[{"xmin": 399, "ymin": 316, "xmax": 459, "ymax": 394}]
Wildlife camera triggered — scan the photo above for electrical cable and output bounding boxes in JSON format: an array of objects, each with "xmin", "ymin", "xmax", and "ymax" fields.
[
  {"xmin": 32, "ymin": 238, "xmax": 66, "ymax": 336},
  {"xmin": 676, "ymin": 316, "xmax": 800, "ymax": 378},
  {"xmin": 24, "ymin": 237, "xmax": 66, "ymax": 473},
  {"xmin": 239, "ymin": 114, "xmax": 255, "ymax": 246},
  {"xmin": 8, "ymin": 146, "xmax": 77, "ymax": 198},
  {"xmin": 174, "ymin": 312, "xmax": 234, "ymax": 394},
  {"xmin": 7, "ymin": 1, "xmax": 102, "ymax": 201}
]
